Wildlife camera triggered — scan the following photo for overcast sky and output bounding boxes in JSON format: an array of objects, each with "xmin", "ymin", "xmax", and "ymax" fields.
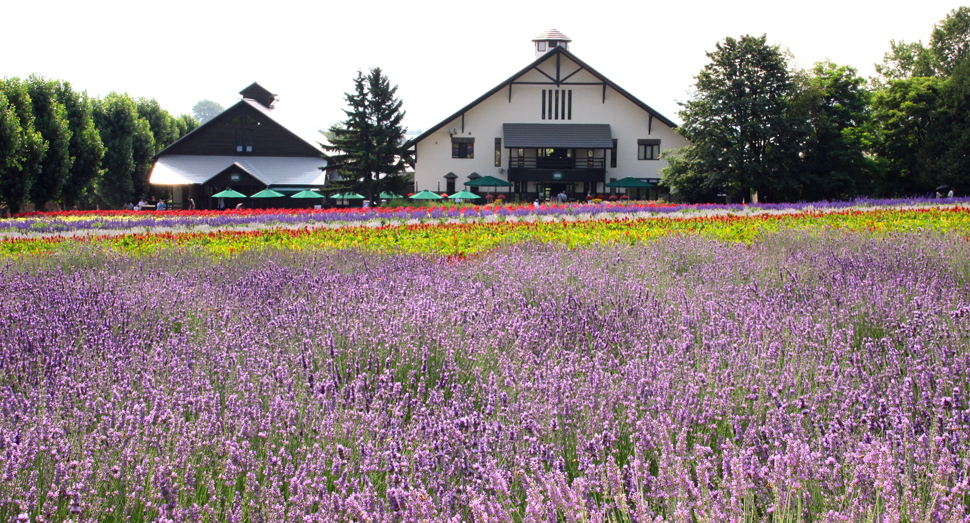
[{"xmin": 1, "ymin": 0, "xmax": 961, "ymax": 134}]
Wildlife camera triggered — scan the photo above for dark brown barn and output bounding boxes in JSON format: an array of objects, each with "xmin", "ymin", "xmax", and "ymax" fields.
[{"xmin": 150, "ymin": 83, "xmax": 331, "ymax": 209}]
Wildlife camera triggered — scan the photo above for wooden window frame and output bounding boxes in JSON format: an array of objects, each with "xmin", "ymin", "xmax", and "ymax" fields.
[{"xmin": 637, "ymin": 139, "xmax": 661, "ymax": 160}]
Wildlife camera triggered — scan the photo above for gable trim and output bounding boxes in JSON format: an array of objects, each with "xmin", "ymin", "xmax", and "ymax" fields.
[
  {"xmin": 405, "ymin": 46, "xmax": 677, "ymax": 149},
  {"xmin": 152, "ymin": 99, "xmax": 324, "ymax": 159}
]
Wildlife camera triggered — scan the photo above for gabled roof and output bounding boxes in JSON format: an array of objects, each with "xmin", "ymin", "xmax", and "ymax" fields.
[
  {"xmin": 405, "ymin": 45, "xmax": 677, "ymax": 149},
  {"xmin": 240, "ymin": 99, "xmax": 327, "ymax": 154},
  {"xmin": 153, "ymin": 97, "xmax": 326, "ymax": 158}
]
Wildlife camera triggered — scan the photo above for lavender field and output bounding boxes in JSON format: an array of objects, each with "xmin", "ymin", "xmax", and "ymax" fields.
[{"xmin": 2, "ymin": 229, "xmax": 970, "ymax": 522}]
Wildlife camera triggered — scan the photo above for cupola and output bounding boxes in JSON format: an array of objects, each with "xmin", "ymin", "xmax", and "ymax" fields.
[
  {"xmin": 239, "ymin": 82, "xmax": 277, "ymax": 109},
  {"xmin": 532, "ymin": 29, "xmax": 571, "ymax": 58}
]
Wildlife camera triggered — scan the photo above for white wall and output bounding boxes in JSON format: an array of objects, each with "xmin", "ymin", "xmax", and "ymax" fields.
[{"xmin": 413, "ymin": 54, "xmax": 689, "ymax": 192}]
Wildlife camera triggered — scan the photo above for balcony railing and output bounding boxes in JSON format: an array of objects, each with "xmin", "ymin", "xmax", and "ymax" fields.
[{"xmin": 508, "ymin": 157, "xmax": 606, "ymax": 170}]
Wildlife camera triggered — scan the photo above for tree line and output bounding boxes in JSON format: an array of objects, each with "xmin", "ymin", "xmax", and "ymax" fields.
[
  {"xmin": 0, "ymin": 75, "xmax": 198, "ymax": 213},
  {"xmin": 663, "ymin": 7, "xmax": 970, "ymax": 203}
]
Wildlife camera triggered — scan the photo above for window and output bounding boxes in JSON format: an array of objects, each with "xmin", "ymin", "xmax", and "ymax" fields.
[
  {"xmin": 538, "ymin": 41, "xmax": 547, "ymax": 52},
  {"xmin": 494, "ymin": 138, "xmax": 501, "ymax": 166},
  {"xmin": 541, "ymin": 89, "xmax": 572, "ymax": 120},
  {"xmin": 236, "ymin": 129, "xmax": 253, "ymax": 153},
  {"xmin": 637, "ymin": 139, "xmax": 661, "ymax": 160},
  {"xmin": 610, "ymin": 139, "xmax": 617, "ymax": 168},
  {"xmin": 447, "ymin": 180, "xmax": 455, "ymax": 194},
  {"xmin": 452, "ymin": 137, "xmax": 474, "ymax": 159}
]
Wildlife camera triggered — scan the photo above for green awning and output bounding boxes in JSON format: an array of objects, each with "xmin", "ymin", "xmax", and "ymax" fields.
[
  {"xmin": 332, "ymin": 192, "xmax": 366, "ymax": 199},
  {"xmin": 380, "ymin": 191, "xmax": 404, "ymax": 199}
]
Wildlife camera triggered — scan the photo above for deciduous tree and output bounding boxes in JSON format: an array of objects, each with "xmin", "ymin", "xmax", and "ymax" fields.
[
  {"xmin": 0, "ymin": 91, "xmax": 24, "ymax": 214},
  {"xmin": 54, "ymin": 81, "xmax": 104, "ymax": 209},
  {"xmin": 872, "ymin": 76, "xmax": 946, "ymax": 195},
  {"xmin": 930, "ymin": 7, "xmax": 970, "ymax": 76},
  {"xmin": 93, "ymin": 93, "xmax": 154, "ymax": 208},
  {"xmin": 668, "ymin": 35, "xmax": 804, "ymax": 202},
  {"xmin": 796, "ymin": 62, "xmax": 881, "ymax": 200},
  {"xmin": 192, "ymin": 99, "xmax": 224, "ymax": 125},
  {"xmin": 0, "ymin": 78, "xmax": 46, "ymax": 213},
  {"xmin": 26, "ymin": 75, "xmax": 73, "ymax": 210}
]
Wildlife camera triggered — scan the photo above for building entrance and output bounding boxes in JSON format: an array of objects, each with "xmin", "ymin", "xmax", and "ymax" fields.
[{"xmin": 546, "ymin": 183, "xmax": 570, "ymax": 202}]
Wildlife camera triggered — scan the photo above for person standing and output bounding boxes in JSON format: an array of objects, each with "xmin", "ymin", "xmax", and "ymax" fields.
[
  {"xmin": 948, "ymin": 187, "xmax": 955, "ymax": 198},
  {"xmin": 557, "ymin": 190, "xmax": 567, "ymax": 204},
  {"xmin": 188, "ymin": 198, "xmax": 196, "ymax": 210}
]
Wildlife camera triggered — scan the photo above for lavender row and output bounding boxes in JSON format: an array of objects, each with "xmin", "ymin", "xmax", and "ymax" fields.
[
  {"xmin": 5, "ymin": 196, "xmax": 970, "ymax": 236},
  {"xmin": 1, "ymin": 231, "xmax": 969, "ymax": 521}
]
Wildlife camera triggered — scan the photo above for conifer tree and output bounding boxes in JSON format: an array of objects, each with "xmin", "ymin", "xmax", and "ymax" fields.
[{"xmin": 324, "ymin": 68, "xmax": 408, "ymax": 203}]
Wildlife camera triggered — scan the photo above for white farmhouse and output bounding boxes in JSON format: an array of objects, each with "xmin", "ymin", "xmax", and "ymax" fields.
[{"xmin": 406, "ymin": 30, "xmax": 688, "ymax": 201}]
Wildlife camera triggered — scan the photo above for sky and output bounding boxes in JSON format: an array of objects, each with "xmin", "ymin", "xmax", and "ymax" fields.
[{"xmin": 1, "ymin": 0, "xmax": 962, "ymax": 135}]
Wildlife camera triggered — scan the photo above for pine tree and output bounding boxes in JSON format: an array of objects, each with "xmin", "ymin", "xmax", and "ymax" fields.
[{"xmin": 324, "ymin": 68, "xmax": 408, "ymax": 203}]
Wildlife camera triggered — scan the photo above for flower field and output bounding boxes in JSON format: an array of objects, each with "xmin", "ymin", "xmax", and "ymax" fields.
[{"xmin": 2, "ymin": 203, "xmax": 970, "ymax": 522}]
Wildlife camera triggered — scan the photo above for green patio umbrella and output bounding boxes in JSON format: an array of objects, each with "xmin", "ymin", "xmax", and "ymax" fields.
[
  {"xmin": 605, "ymin": 177, "xmax": 654, "ymax": 188},
  {"xmin": 464, "ymin": 175, "xmax": 511, "ymax": 187},
  {"xmin": 448, "ymin": 190, "xmax": 481, "ymax": 200},
  {"xmin": 211, "ymin": 189, "xmax": 248, "ymax": 198},
  {"xmin": 291, "ymin": 189, "xmax": 324, "ymax": 199},
  {"xmin": 249, "ymin": 188, "xmax": 286, "ymax": 198},
  {"xmin": 409, "ymin": 190, "xmax": 444, "ymax": 200},
  {"xmin": 380, "ymin": 191, "xmax": 404, "ymax": 199}
]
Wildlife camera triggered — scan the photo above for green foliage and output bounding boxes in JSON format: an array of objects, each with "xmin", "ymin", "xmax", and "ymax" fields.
[
  {"xmin": 796, "ymin": 62, "xmax": 881, "ymax": 200},
  {"xmin": 659, "ymin": 145, "xmax": 721, "ymax": 203},
  {"xmin": 175, "ymin": 113, "xmax": 198, "ymax": 139},
  {"xmin": 324, "ymin": 68, "xmax": 409, "ymax": 202},
  {"xmin": 872, "ymin": 76, "xmax": 946, "ymax": 194},
  {"xmin": 54, "ymin": 81, "xmax": 104, "ymax": 209},
  {"xmin": 93, "ymin": 93, "xmax": 154, "ymax": 208},
  {"xmin": 930, "ymin": 6, "xmax": 970, "ymax": 76},
  {"xmin": 0, "ymin": 91, "xmax": 23, "ymax": 213},
  {"xmin": 874, "ymin": 40, "xmax": 935, "ymax": 84},
  {"xmin": 137, "ymin": 98, "xmax": 179, "ymax": 153},
  {"xmin": 26, "ymin": 75, "xmax": 73, "ymax": 209},
  {"xmin": 0, "ymin": 78, "xmax": 47, "ymax": 214},
  {"xmin": 192, "ymin": 99, "xmax": 224, "ymax": 125},
  {"xmin": 673, "ymin": 34, "xmax": 805, "ymax": 202}
]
